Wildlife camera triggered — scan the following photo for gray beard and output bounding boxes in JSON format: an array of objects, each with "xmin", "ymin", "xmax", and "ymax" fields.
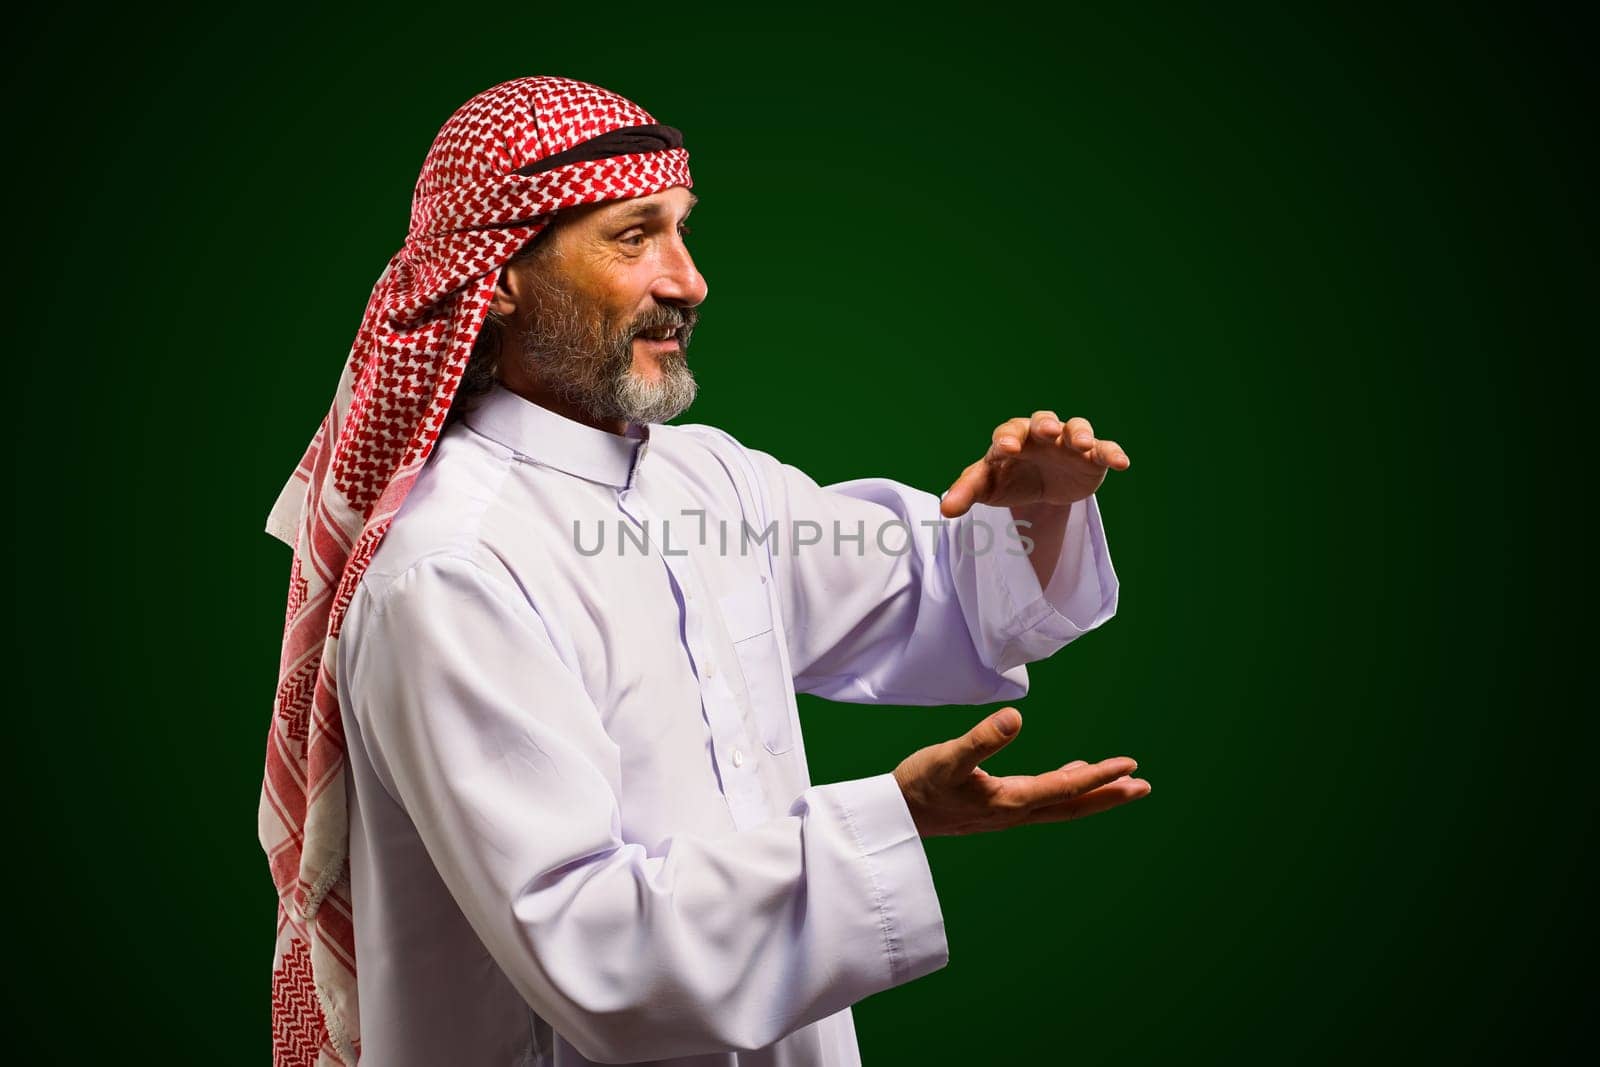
[{"xmin": 515, "ymin": 268, "xmax": 699, "ymax": 426}]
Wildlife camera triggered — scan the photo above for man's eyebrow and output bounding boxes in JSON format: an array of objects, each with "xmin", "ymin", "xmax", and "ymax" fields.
[{"xmin": 608, "ymin": 194, "xmax": 699, "ymax": 225}]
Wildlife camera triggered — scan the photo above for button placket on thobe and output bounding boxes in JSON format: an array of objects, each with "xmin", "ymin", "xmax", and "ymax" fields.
[{"xmin": 616, "ymin": 461, "xmax": 771, "ymax": 831}]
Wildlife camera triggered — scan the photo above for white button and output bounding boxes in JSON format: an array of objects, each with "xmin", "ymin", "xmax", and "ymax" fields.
[
  {"xmin": 731, "ymin": 747, "xmax": 745, "ymax": 768},
  {"xmin": 684, "ymin": 590, "xmax": 693, "ymax": 601}
]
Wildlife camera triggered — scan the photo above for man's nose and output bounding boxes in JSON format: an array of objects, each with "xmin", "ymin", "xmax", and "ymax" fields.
[{"xmin": 653, "ymin": 239, "xmax": 708, "ymax": 308}]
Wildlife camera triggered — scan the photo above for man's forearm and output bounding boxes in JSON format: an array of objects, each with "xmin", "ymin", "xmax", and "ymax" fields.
[{"xmin": 1010, "ymin": 498, "xmax": 1074, "ymax": 592}]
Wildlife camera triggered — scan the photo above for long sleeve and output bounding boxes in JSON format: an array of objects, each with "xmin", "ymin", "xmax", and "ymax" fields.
[
  {"xmin": 340, "ymin": 555, "xmax": 949, "ymax": 1063},
  {"xmin": 729, "ymin": 441, "xmax": 1119, "ymax": 706}
]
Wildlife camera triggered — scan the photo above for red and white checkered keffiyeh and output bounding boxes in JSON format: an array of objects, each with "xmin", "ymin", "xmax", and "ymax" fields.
[{"xmin": 260, "ymin": 76, "xmax": 693, "ymax": 1066}]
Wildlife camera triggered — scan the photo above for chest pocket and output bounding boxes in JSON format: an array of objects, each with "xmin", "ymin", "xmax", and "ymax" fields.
[{"xmin": 717, "ymin": 576, "xmax": 796, "ymax": 754}]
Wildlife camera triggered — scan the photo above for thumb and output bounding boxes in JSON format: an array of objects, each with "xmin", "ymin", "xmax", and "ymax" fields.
[
  {"xmin": 946, "ymin": 707, "xmax": 1022, "ymax": 778},
  {"xmin": 940, "ymin": 459, "xmax": 990, "ymax": 519}
]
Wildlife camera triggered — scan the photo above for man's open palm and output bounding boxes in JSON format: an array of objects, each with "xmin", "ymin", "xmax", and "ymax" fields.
[{"xmin": 892, "ymin": 707, "xmax": 1150, "ymax": 838}]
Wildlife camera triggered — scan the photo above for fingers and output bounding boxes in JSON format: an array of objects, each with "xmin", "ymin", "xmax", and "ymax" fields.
[
  {"xmin": 947, "ymin": 410, "xmax": 1131, "ymax": 518},
  {"xmin": 1026, "ymin": 776, "xmax": 1152, "ymax": 824},
  {"xmin": 947, "ymin": 419, "xmax": 1026, "ymax": 513},
  {"xmin": 1063, "ymin": 418, "xmax": 1128, "ymax": 466},
  {"xmin": 993, "ymin": 414, "xmax": 1132, "ymax": 469},
  {"xmin": 944, "ymin": 707, "xmax": 1023, "ymax": 779},
  {"xmin": 989, "ymin": 417, "xmax": 1033, "ymax": 458},
  {"xmin": 1030, "ymin": 410, "xmax": 1063, "ymax": 444},
  {"xmin": 1057, "ymin": 417, "xmax": 1132, "ymax": 470},
  {"xmin": 999, "ymin": 756, "xmax": 1140, "ymax": 810},
  {"xmin": 1091, "ymin": 438, "xmax": 1131, "ymax": 470}
]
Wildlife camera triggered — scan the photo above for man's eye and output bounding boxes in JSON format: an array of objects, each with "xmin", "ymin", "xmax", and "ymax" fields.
[{"xmin": 619, "ymin": 232, "xmax": 646, "ymax": 247}]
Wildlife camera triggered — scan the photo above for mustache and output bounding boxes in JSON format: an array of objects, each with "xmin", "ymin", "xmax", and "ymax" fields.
[{"xmin": 628, "ymin": 304, "xmax": 700, "ymax": 337}]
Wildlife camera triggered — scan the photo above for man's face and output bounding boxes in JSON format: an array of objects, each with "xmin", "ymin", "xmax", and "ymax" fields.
[{"xmin": 500, "ymin": 186, "xmax": 707, "ymax": 426}]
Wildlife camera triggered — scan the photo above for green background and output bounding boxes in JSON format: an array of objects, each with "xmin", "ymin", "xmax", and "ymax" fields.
[{"xmin": 9, "ymin": 2, "xmax": 1590, "ymax": 1062}]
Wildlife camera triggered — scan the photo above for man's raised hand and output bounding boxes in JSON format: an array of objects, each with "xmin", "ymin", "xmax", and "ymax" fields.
[
  {"xmin": 940, "ymin": 412, "xmax": 1131, "ymax": 519},
  {"xmin": 891, "ymin": 707, "xmax": 1150, "ymax": 838}
]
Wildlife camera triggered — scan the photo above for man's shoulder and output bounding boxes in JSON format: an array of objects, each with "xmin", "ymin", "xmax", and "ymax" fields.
[
  {"xmin": 657, "ymin": 420, "xmax": 791, "ymax": 482},
  {"xmin": 655, "ymin": 420, "xmax": 791, "ymax": 513},
  {"xmin": 357, "ymin": 428, "xmax": 516, "ymax": 605},
  {"xmin": 656, "ymin": 419, "xmax": 745, "ymax": 456}
]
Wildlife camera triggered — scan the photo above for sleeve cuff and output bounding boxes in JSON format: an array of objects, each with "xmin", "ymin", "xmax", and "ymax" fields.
[{"xmin": 828, "ymin": 772, "xmax": 950, "ymax": 986}]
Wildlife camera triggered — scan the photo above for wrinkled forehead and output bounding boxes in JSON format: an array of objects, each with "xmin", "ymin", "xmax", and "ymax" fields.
[{"xmin": 546, "ymin": 186, "xmax": 699, "ymax": 234}]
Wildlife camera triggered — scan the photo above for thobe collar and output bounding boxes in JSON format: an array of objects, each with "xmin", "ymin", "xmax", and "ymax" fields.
[{"xmin": 463, "ymin": 382, "xmax": 650, "ymax": 490}]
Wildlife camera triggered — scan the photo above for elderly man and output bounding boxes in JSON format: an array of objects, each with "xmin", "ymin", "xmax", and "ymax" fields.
[{"xmin": 261, "ymin": 76, "xmax": 1147, "ymax": 1066}]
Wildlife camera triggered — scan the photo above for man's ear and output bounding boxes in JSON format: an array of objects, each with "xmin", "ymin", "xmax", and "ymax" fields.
[{"xmin": 489, "ymin": 264, "xmax": 520, "ymax": 319}]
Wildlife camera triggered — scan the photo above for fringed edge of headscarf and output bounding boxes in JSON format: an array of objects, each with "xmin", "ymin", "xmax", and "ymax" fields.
[{"xmin": 266, "ymin": 468, "xmax": 307, "ymax": 548}]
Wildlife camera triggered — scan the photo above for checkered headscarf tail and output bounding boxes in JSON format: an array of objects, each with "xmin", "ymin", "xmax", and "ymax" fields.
[{"xmin": 260, "ymin": 76, "xmax": 692, "ymax": 1066}]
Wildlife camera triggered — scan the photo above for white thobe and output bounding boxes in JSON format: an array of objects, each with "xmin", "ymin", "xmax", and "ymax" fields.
[{"xmin": 337, "ymin": 382, "xmax": 1119, "ymax": 1065}]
